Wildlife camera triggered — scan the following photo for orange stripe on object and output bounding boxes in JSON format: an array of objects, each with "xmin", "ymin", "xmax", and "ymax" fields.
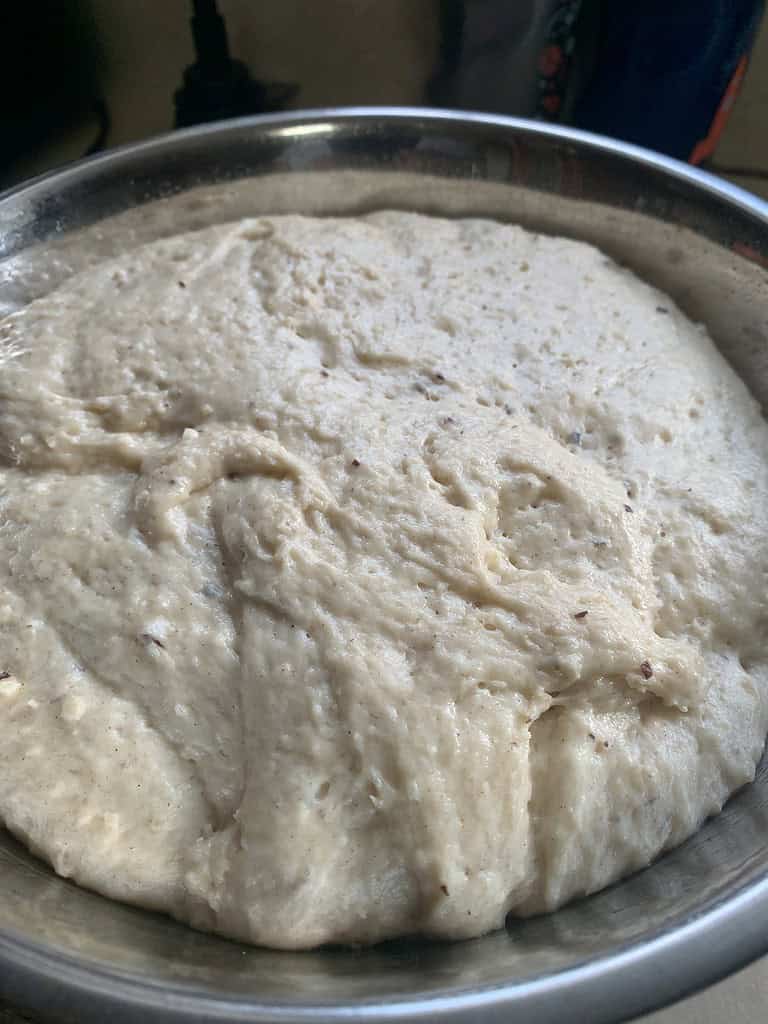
[{"xmin": 690, "ymin": 55, "xmax": 749, "ymax": 165}]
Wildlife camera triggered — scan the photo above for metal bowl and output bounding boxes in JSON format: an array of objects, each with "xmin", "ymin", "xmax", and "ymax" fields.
[{"xmin": 1, "ymin": 108, "xmax": 768, "ymax": 1024}]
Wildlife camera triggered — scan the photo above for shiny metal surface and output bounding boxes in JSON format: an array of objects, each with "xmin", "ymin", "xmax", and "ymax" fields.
[{"xmin": 1, "ymin": 108, "xmax": 768, "ymax": 1024}]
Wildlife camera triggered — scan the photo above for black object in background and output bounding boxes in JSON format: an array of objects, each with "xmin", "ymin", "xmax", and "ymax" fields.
[
  {"xmin": 175, "ymin": 0, "xmax": 297, "ymax": 128},
  {"xmin": 1, "ymin": 2, "xmax": 102, "ymax": 173},
  {"xmin": 573, "ymin": 0, "xmax": 766, "ymax": 162}
]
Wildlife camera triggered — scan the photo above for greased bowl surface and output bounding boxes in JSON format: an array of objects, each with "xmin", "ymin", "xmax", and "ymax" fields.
[{"xmin": 1, "ymin": 108, "xmax": 768, "ymax": 1024}]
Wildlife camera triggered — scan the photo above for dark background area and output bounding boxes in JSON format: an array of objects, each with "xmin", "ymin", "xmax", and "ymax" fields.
[{"xmin": 2, "ymin": 1, "xmax": 767, "ymax": 194}]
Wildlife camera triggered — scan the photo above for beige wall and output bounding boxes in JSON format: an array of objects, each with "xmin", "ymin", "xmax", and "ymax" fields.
[{"xmin": 88, "ymin": 0, "xmax": 438, "ymax": 145}]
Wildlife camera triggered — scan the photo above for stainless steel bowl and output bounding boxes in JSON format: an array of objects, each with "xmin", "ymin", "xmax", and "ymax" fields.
[{"xmin": 1, "ymin": 108, "xmax": 768, "ymax": 1024}]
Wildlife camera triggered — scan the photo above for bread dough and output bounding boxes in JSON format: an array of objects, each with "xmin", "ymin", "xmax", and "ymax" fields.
[{"xmin": 0, "ymin": 212, "xmax": 766, "ymax": 949}]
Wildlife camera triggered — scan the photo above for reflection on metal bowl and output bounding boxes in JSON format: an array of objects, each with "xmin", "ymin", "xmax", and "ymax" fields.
[{"xmin": 1, "ymin": 108, "xmax": 768, "ymax": 1024}]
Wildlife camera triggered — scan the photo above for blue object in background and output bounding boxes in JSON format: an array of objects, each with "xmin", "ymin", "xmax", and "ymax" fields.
[{"xmin": 573, "ymin": 0, "xmax": 765, "ymax": 162}]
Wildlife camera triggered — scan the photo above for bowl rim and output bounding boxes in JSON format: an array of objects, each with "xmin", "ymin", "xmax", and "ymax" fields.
[
  {"xmin": 3, "ymin": 871, "xmax": 768, "ymax": 1023},
  {"xmin": 2, "ymin": 105, "xmax": 768, "ymax": 1024},
  {"xmin": 2, "ymin": 103, "xmax": 768, "ymax": 220}
]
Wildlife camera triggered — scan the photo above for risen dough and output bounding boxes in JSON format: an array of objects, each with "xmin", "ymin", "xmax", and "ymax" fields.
[{"xmin": 0, "ymin": 213, "xmax": 766, "ymax": 948}]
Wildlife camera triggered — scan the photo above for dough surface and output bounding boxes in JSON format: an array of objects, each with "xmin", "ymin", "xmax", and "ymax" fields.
[{"xmin": 0, "ymin": 212, "xmax": 767, "ymax": 948}]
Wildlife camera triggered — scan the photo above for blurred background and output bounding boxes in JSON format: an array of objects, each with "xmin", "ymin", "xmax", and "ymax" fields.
[
  {"xmin": 2, "ymin": 0, "xmax": 768, "ymax": 197},
  {"xmin": 1, "ymin": 5, "xmax": 768, "ymax": 1024}
]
